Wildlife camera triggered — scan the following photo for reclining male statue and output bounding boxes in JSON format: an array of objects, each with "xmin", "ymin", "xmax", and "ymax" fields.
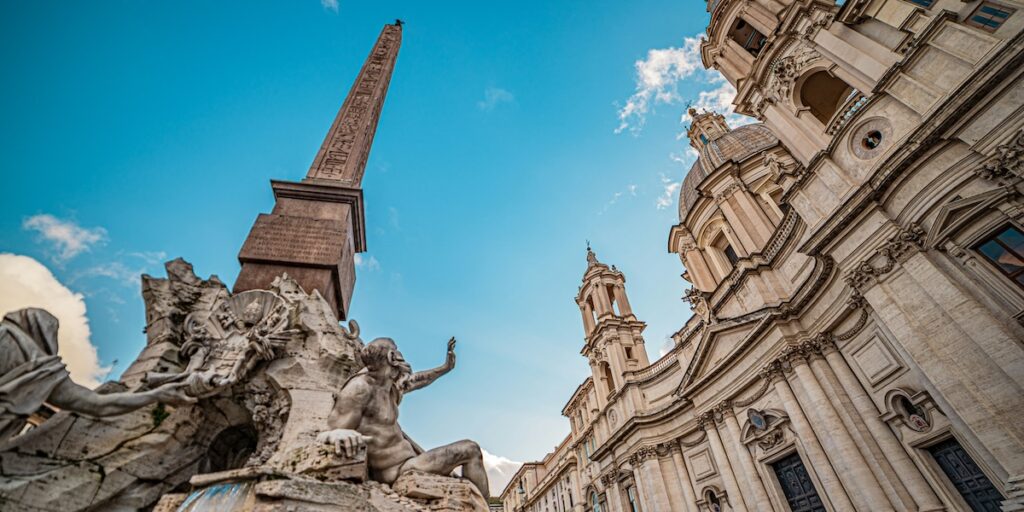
[
  {"xmin": 317, "ymin": 337, "xmax": 490, "ymax": 499},
  {"xmin": 0, "ymin": 308, "xmax": 195, "ymax": 444}
]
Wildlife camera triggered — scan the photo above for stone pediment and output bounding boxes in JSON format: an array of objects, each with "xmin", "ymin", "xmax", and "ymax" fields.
[
  {"xmin": 926, "ymin": 188, "xmax": 1012, "ymax": 249},
  {"xmin": 677, "ymin": 316, "xmax": 766, "ymax": 394}
]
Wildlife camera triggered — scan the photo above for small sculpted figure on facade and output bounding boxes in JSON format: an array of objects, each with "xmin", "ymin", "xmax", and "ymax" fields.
[
  {"xmin": 318, "ymin": 336, "xmax": 491, "ymax": 499},
  {"xmin": 0, "ymin": 308, "xmax": 194, "ymax": 443}
]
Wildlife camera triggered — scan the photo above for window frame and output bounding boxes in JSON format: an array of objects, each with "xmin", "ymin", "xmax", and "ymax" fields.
[
  {"xmin": 974, "ymin": 224, "xmax": 1024, "ymax": 288},
  {"xmin": 965, "ymin": 1, "xmax": 1016, "ymax": 32}
]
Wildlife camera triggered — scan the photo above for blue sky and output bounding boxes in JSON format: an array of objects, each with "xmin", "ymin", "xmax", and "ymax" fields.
[{"xmin": 0, "ymin": 1, "xmax": 738, "ymax": 474}]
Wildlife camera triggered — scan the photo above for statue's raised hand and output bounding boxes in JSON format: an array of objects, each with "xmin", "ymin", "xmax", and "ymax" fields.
[
  {"xmin": 317, "ymin": 428, "xmax": 373, "ymax": 458},
  {"xmin": 445, "ymin": 337, "xmax": 457, "ymax": 369}
]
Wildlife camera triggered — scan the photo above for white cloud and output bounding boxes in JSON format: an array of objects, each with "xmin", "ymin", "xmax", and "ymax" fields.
[
  {"xmin": 477, "ymin": 87, "xmax": 515, "ymax": 111},
  {"xmin": 23, "ymin": 214, "xmax": 107, "ymax": 263},
  {"xmin": 0, "ymin": 253, "xmax": 109, "ymax": 388},
  {"xmin": 599, "ymin": 184, "xmax": 639, "ymax": 215},
  {"xmin": 656, "ymin": 174, "xmax": 682, "ymax": 210},
  {"xmin": 659, "ymin": 336, "xmax": 675, "ymax": 357},
  {"xmin": 354, "ymin": 254, "xmax": 381, "ymax": 271},
  {"xmin": 483, "ymin": 448, "xmax": 522, "ymax": 496},
  {"xmin": 616, "ymin": 37, "xmax": 704, "ymax": 134},
  {"xmin": 616, "ymin": 35, "xmax": 755, "ymax": 135},
  {"xmin": 320, "ymin": 0, "xmax": 338, "ymax": 12}
]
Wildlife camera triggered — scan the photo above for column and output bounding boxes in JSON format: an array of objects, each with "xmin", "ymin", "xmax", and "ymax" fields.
[
  {"xmin": 868, "ymin": 251, "xmax": 1024, "ymax": 478},
  {"xmin": 720, "ymin": 406, "xmax": 773, "ymax": 509},
  {"xmin": 631, "ymin": 448, "xmax": 671, "ymax": 512},
  {"xmin": 770, "ymin": 368, "xmax": 856, "ymax": 512},
  {"xmin": 605, "ymin": 478, "xmax": 624, "ymax": 512},
  {"xmin": 612, "ymin": 285, "xmax": 634, "ymax": 318},
  {"xmin": 593, "ymin": 282, "xmax": 614, "ymax": 319},
  {"xmin": 791, "ymin": 353, "xmax": 893, "ymax": 511},
  {"xmin": 702, "ymin": 414, "xmax": 748, "ymax": 512},
  {"xmin": 631, "ymin": 464, "xmax": 653, "ymax": 512},
  {"xmin": 669, "ymin": 443, "xmax": 700, "ymax": 512},
  {"xmin": 821, "ymin": 340, "xmax": 945, "ymax": 511}
]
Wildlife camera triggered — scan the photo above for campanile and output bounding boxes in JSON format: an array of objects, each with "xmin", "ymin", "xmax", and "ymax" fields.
[{"xmin": 234, "ymin": 22, "xmax": 402, "ymax": 319}]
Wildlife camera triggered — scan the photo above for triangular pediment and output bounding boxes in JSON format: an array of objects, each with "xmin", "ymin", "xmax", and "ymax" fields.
[
  {"xmin": 927, "ymin": 188, "xmax": 1010, "ymax": 248},
  {"xmin": 677, "ymin": 315, "xmax": 768, "ymax": 394}
]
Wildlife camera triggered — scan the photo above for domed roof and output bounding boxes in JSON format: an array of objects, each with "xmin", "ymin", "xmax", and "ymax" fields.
[{"xmin": 678, "ymin": 123, "xmax": 778, "ymax": 220}]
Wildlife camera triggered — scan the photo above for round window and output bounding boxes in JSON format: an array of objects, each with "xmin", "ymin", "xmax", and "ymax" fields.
[{"xmin": 862, "ymin": 130, "xmax": 883, "ymax": 150}]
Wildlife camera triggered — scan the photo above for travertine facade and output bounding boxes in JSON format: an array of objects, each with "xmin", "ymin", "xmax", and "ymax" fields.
[{"xmin": 502, "ymin": 1, "xmax": 1024, "ymax": 511}]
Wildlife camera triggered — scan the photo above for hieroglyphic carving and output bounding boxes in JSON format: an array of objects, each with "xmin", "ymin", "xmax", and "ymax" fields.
[{"xmin": 307, "ymin": 24, "xmax": 401, "ymax": 184}]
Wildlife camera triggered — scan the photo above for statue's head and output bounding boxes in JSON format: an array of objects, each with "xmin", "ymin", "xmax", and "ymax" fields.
[{"xmin": 361, "ymin": 337, "xmax": 412, "ymax": 379}]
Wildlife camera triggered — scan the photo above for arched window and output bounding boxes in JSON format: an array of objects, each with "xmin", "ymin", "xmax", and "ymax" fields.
[
  {"xmin": 706, "ymin": 490, "xmax": 722, "ymax": 512},
  {"xmin": 601, "ymin": 362, "xmax": 615, "ymax": 395},
  {"xmin": 728, "ymin": 18, "xmax": 767, "ymax": 56},
  {"xmin": 799, "ymin": 71, "xmax": 855, "ymax": 125},
  {"xmin": 713, "ymin": 232, "xmax": 739, "ymax": 266},
  {"xmin": 591, "ymin": 491, "xmax": 602, "ymax": 512}
]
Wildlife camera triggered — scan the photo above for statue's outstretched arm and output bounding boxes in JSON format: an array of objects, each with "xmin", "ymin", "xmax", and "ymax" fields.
[
  {"xmin": 401, "ymin": 337, "xmax": 456, "ymax": 393},
  {"xmin": 48, "ymin": 379, "xmax": 194, "ymax": 417}
]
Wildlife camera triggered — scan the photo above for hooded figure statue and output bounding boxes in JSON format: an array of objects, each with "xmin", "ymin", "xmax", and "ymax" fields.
[{"xmin": 0, "ymin": 308, "xmax": 193, "ymax": 444}]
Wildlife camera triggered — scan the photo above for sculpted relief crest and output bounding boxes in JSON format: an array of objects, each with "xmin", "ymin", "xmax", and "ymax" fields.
[{"xmin": 764, "ymin": 45, "xmax": 822, "ymax": 105}]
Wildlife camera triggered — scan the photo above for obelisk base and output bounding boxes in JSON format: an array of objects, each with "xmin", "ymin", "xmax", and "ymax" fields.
[{"xmin": 235, "ymin": 180, "xmax": 366, "ymax": 319}]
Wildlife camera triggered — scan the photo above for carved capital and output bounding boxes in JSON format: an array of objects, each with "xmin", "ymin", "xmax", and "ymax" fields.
[
  {"xmin": 977, "ymin": 128, "xmax": 1024, "ymax": 183},
  {"xmin": 628, "ymin": 446, "xmax": 658, "ymax": 466}
]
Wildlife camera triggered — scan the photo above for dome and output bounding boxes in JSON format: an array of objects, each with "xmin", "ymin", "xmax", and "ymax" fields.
[{"xmin": 678, "ymin": 123, "xmax": 778, "ymax": 220}]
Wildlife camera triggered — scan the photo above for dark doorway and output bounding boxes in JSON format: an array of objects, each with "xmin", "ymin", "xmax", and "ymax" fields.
[
  {"xmin": 772, "ymin": 452, "xmax": 826, "ymax": 512},
  {"xmin": 928, "ymin": 438, "xmax": 1004, "ymax": 511}
]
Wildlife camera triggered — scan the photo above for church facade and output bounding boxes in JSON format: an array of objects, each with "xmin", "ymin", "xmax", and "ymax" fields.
[{"xmin": 501, "ymin": 0, "xmax": 1024, "ymax": 511}]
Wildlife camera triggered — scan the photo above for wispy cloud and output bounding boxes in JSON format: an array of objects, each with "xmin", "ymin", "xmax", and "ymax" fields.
[
  {"xmin": 77, "ymin": 261, "xmax": 145, "ymax": 287},
  {"xmin": 354, "ymin": 253, "xmax": 381, "ymax": 271},
  {"xmin": 23, "ymin": 214, "xmax": 107, "ymax": 263},
  {"xmin": 616, "ymin": 37, "xmax": 704, "ymax": 134},
  {"xmin": 127, "ymin": 251, "xmax": 168, "ymax": 265},
  {"xmin": 599, "ymin": 184, "xmax": 639, "ymax": 215},
  {"xmin": 616, "ymin": 35, "xmax": 752, "ymax": 135},
  {"xmin": 656, "ymin": 173, "xmax": 682, "ymax": 210},
  {"xmin": 320, "ymin": 0, "xmax": 338, "ymax": 13},
  {"xmin": 388, "ymin": 207, "xmax": 401, "ymax": 230},
  {"xmin": 477, "ymin": 87, "xmax": 515, "ymax": 111}
]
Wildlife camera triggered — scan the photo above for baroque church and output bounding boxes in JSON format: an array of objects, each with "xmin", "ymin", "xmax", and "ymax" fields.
[{"xmin": 500, "ymin": 0, "xmax": 1024, "ymax": 511}]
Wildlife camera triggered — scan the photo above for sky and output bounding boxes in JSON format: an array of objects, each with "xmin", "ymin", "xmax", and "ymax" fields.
[{"xmin": 0, "ymin": 0, "xmax": 746, "ymax": 494}]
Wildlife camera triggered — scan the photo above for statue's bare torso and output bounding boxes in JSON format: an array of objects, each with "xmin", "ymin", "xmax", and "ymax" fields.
[
  {"xmin": 343, "ymin": 374, "xmax": 417, "ymax": 482},
  {"xmin": 318, "ymin": 338, "xmax": 490, "ymax": 498}
]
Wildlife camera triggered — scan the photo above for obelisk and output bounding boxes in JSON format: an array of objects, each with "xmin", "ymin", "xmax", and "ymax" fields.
[{"xmin": 234, "ymin": 22, "xmax": 402, "ymax": 319}]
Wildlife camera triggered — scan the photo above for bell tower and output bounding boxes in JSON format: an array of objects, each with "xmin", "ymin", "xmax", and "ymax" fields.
[
  {"xmin": 233, "ymin": 22, "xmax": 402, "ymax": 320},
  {"xmin": 686, "ymin": 108, "xmax": 731, "ymax": 151},
  {"xmin": 575, "ymin": 246, "xmax": 649, "ymax": 408}
]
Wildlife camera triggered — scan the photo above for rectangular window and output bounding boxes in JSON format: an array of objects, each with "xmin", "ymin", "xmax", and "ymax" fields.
[
  {"xmin": 627, "ymin": 486, "xmax": 639, "ymax": 512},
  {"xmin": 966, "ymin": 2, "xmax": 1015, "ymax": 31},
  {"xmin": 975, "ymin": 225, "xmax": 1024, "ymax": 286},
  {"xmin": 906, "ymin": 0, "xmax": 934, "ymax": 7}
]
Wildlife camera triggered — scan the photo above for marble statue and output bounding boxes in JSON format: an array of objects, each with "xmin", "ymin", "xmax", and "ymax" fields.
[
  {"xmin": 0, "ymin": 307, "xmax": 195, "ymax": 443},
  {"xmin": 317, "ymin": 336, "xmax": 491, "ymax": 499}
]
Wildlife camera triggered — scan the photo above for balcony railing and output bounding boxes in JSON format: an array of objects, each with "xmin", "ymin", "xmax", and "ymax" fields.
[{"xmin": 825, "ymin": 90, "xmax": 868, "ymax": 135}]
